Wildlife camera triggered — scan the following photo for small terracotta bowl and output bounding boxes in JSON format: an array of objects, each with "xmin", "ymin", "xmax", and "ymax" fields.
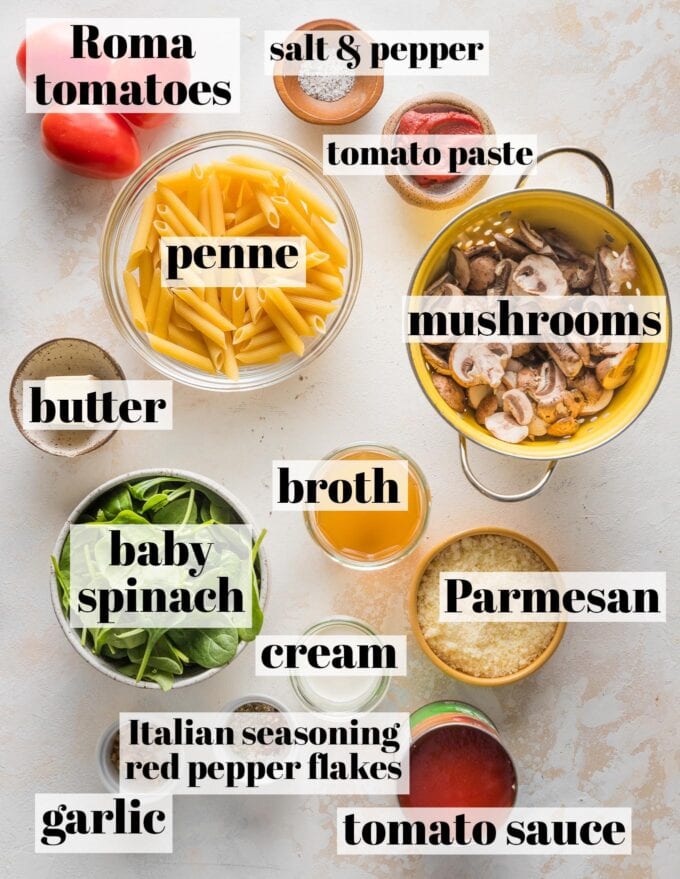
[
  {"xmin": 9, "ymin": 337, "xmax": 125, "ymax": 457},
  {"xmin": 382, "ymin": 92, "xmax": 495, "ymax": 209},
  {"xmin": 273, "ymin": 19, "xmax": 384, "ymax": 125},
  {"xmin": 408, "ymin": 526, "xmax": 566, "ymax": 686}
]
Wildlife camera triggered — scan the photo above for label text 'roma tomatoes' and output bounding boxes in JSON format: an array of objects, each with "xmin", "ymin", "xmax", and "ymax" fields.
[{"xmin": 41, "ymin": 113, "xmax": 141, "ymax": 179}]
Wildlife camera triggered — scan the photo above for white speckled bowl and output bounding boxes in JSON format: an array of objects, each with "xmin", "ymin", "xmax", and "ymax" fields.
[
  {"xmin": 50, "ymin": 468, "xmax": 270, "ymax": 690},
  {"xmin": 9, "ymin": 338, "xmax": 125, "ymax": 457}
]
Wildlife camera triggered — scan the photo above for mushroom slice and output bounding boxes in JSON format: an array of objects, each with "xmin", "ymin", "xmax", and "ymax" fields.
[
  {"xmin": 528, "ymin": 415, "xmax": 548, "ymax": 437},
  {"xmin": 448, "ymin": 247, "xmax": 471, "ymax": 290},
  {"xmin": 596, "ymin": 245, "xmax": 637, "ymax": 294},
  {"xmin": 468, "ymin": 254, "xmax": 499, "ymax": 292},
  {"xmin": 421, "ymin": 343, "xmax": 453, "ymax": 375},
  {"xmin": 559, "ymin": 255, "xmax": 596, "ymax": 290},
  {"xmin": 540, "ymin": 228, "xmax": 582, "ymax": 261},
  {"xmin": 424, "ymin": 272, "xmax": 464, "ymax": 297},
  {"xmin": 431, "ymin": 372, "xmax": 466, "ymax": 413},
  {"xmin": 493, "ymin": 233, "xmax": 531, "ymax": 261},
  {"xmin": 596, "ymin": 344, "xmax": 639, "ymax": 389},
  {"xmin": 516, "ymin": 220, "xmax": 554, "ymax": 256},
  {"xmin": 529, "ymin": 360, "xmax": 567, "ymax": 406},
  {"xmin": 571, "ymin": 342, "xmax": 594, "ymax": 367},
  {"xmin": 467, "ymin": 384, "xmax": 491, "ymax": 409},
  {"xmin": 546, "ymin": 343, "xmax": 583, "ymax": 378},
  {"xmin": 485, "ymin": 412, "xmax": 529, "ymax": 444},
  {"xmin": 465, "ymin": 244, "xmax": 498, "ymax": 259},
  {"xmin": 581, "ymin": 387, "xmax": 613, "ymax": 415},
  {"xmin": 503, "ymin": 389, "xmax": 534, "ymax": 425},
  {"xmin": 488, "ymin": 258, "xmax": 518, "ymax": 296},
  {"xmin": 590, "ymin": 341, "xmax": 627, "ymax": 359},
  {"xmin": 449, "ymin": 343, "xmax": 511, "ymax": 389},
  {"xmin": 512, "ymin": 343, "xmax": 534, "ymax": 358},
  {"xmin": 475, "ymin": 393, "xmax": 499, "ymax": 425},
  {"xmin": 547, "ymin": 417, "xmax": 580, "ymax": 437},
  {"xmin": 570, "ymin": 369, "xmax": 605, "ymax": 405},
  {"xmin": 513, "ymin": 255, "xmax": 569, "ymax": 296}
]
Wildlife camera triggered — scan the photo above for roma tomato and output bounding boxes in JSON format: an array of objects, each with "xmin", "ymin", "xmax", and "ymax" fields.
[
  {"xmin": 16, "ymin": 39, "xmax": 26, "ymax": 81},
  {"xmin": 121, "ymin": 112, "xmax": 173, "ymax": 130},
  {"xmin": 41, "ymin": 113, "xmax": 141, "ymax": 179}
]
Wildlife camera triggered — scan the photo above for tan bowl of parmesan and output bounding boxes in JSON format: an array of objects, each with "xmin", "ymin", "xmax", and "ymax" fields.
[{"xmin": 410, "ymin": 528, "xmax": 566, "ymax": 686}]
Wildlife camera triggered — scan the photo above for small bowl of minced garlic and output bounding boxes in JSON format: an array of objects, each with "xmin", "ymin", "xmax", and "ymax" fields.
[{"xmin": 409, "ymin": 527, "xmax": 566, "ymax": 686}]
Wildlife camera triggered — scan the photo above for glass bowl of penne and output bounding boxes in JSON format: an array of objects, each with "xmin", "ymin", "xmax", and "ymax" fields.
[{"xmin": 100, "ymin": 131, "xmax": 362, "ymax": 390}]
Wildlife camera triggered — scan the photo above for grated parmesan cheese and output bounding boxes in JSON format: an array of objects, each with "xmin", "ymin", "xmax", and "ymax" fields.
[{"xmin": 417, "ymin": 533, "xmax": 558, "ymax": 678}]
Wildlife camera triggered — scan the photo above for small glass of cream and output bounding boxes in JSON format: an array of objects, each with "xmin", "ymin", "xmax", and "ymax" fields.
[{"xmin": 290, "ymin": 617, "xmax": 391, "ymax": 715}]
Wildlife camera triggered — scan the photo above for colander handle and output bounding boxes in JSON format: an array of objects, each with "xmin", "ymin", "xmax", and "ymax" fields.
[
  {"xmin": 515, "ymin": 146, "xmax": 614, "ymax": 208},
  {"xmin": 459, "ymin": 435, "xmax": 557, "ymax": 502}
]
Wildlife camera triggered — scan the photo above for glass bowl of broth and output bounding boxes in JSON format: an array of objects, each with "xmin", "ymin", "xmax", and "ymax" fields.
[{"xmin": 303, "ymin": 443, "xmax": 431, "ymax": 569}]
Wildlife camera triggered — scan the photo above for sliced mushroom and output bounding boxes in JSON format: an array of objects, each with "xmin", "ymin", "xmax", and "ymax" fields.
[
  {"xmin": 596, "ymin": 344, "xmax": 639, "ymax": 389},
  {"xmin": 449, "ymin": 343, "xmax": 511, "ymax": 388},
  {"xmin": 589, "ymin": 341, "xmax": 628, "ymax": 359},
  {"xmin": 465, "ymin": 244, "xmax": 498, "ymax": 259},
  {"xmin": 493, "ymin": 233, "xmax": 531, "ymax": 261},
  {"xmin": 513, "ymin": 255, "xmax": 569, "ymax": 296},
  {"xmin": 581, "ymin": 387, "xmax": 613, "ymax": 415},
  {"xmin": 528, "ymin": 415, "xmax": 548, "ymax": 437},
  {"xmin": 448, "ymin": 247, "xmax": 471, "ymax": 290},
  {"xmin": 503, "ymin": 389, "xmax": 534, "ymax": 425},
  {"xmin": 424, "ymin": 272, "xmax": 465, "ymax": 297},
  {"xmin": 516, "ymin": 220, "xmax": 554, "ymax": 256},
  {"xmin": 559, "ymin": 255, "xmax": 596, "ymax": 290},
  {"xmin": 528, "ymin": 360, "xmax": 567, "ymax": 406},
  {"xmin": 421, "ymin": 343, "xmax": 453, "ymax": 375},
  {"xmin": 596, "ymin": 245, "xmax": 637, "ymax": 294},
  {"xmin": 485, "ymin": 412, "xmax": 529, "ymax": 444},
  {"xmin": 475, "ymin": 393, "xmax": 499, "ymax": 425},
  {"xmin": 488, "ymin": 258, "xmax": 518, "ymax": 296},
  {"xmin": 431, "ymin": 372, "xmax": 466, "ymax": 412},
  {"xmin": 547, "ymin": 417, "xmax": 580, "ymax": 437},
  {"xmin": 570, "ymin": 369, "xmax": 605, "ymax": 406},
  {"xmin": 540, "ymin": 228, "xmax": 582, "ymax": 261},
  {"xmin": 571, "ymin": 342, "xmax": 594, "ymax": 366},
  {"xmin": 511, "ymin": 343, "xmax": 534, "ymax": 358},
  {"xmin": 546, "ymin": 343, "xmax": 583, "ymax": 378},
  {"xmin": 467, "ymin": 384, "xmax": 491, "ymax": 409},
  {"xmin": 468, "ymin": 254, "xmax": 499, "ymax": 292}
]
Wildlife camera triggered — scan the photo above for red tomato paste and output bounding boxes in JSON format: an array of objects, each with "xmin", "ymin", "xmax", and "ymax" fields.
[
  {"xmin": 397, "ymin": 105, "xmax": 483, "ymax": 187},
  {"xmin": 399, "ymin": 723, "xmax": 517, "ymax": 808}
]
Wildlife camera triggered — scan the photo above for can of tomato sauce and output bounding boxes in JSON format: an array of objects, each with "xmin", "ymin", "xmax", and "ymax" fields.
[{"xmin": 399, "ymin": 701, "xmax": 518, "ymax": 809}]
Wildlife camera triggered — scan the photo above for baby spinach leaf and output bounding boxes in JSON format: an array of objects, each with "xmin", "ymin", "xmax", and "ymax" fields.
[
  {"xmin": 99, "ymin": 485, "xmax": 133, "ymax": 519},
  {"xmin": 167, "ymin": 628, "xmax": 238, "ymax": 668},
  {"xmin": 152, "ymin": 495, "xmax": 197, "ymax": 525},
  {"xmin": 141, "ymin": 494, "xmax": 171, "ymax": 514}
]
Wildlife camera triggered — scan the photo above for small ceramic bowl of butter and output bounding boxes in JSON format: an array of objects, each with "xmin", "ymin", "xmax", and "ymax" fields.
[{"xmin": 9, "ymin": 337, "xmax": 125, "ymax": 457}]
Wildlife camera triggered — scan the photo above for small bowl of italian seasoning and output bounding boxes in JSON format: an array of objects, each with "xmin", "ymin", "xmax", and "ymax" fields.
[{"xmin": 273, "ymin": 19, "xmax": 384, "ymax": 125}]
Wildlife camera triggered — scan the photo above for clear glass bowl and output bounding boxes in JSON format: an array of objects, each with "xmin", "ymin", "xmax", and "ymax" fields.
[{"xmin": 100, "ymin": 131, "xmax": 362, "ymax": 391}]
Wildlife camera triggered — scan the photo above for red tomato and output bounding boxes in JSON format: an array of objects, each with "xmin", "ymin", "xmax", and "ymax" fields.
[
  {"xmin": 41, "ymin": 113, "xmax": 141, "ymax": 179},
  {"xmin": 18, "ymin": 23, "xmax": 110, "ymax": 87},
  {"xmin": 16, "ymin": 39, "xmax": 26, "ymax": 81},
  {"xmin": 112, "ymin": 56, "xmax": 191, "ymax": 130},
  {"xmin": 121, "ymin": 112, "xmax": 173, "ymax": 130}
]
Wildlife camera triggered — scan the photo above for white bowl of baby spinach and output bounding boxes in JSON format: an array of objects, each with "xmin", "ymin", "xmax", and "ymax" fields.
[{"xmin": 50, "ymin": 468, "xmax": 269, "ymax": 690}]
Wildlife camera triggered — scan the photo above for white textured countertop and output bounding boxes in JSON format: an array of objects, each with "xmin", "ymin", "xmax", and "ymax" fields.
[{"xmin": 2, "ymin": 1, "xmax": 678, "ymax": 877}]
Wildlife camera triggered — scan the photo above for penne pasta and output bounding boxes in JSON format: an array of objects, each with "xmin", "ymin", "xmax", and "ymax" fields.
[
  {"xmin": 148, "ymin": 333, "xmax": 216, "ymax": 372},
  {"xmin": 123, "ymin": 270, "xmax": 147, "ymax": 332},
  {"xmin": 124, "ymin": 155, "xmax": 347, "ymax": 377},
  {"xmin": 127, "ymin": 192, "xmax": 157, "ymax": 269}
]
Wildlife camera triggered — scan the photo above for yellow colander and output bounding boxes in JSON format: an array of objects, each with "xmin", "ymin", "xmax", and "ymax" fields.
[{"xmin": 408, "ymin": 147, "xmax": 670, "ymax": 502}]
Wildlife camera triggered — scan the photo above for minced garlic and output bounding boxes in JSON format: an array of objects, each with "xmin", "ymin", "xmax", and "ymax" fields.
[{"xmin": 417, "ymin": 533, "xmax": 558, "ymax": 678}]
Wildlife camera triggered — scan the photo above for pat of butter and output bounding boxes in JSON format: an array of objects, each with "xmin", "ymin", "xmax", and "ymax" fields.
[{"xmin": 43, "ymin": 375, "xmax": 100, "ymax": 428}]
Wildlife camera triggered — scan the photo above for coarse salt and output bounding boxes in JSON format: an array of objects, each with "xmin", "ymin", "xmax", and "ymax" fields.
[{"xmin": 298, "ymin": 59, "xmax": 355, "ymax": 102}]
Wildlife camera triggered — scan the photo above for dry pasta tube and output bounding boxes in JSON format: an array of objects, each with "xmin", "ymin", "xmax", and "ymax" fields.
[
  {"xmin": 236, "ymin": 342, "xmax": 291, "ymax": 364},
  {"xmin": 258, "ymin": 296, "xmax": 305, "ymax": 355},
  {"xmin": 168, "ymin": 323, "xmax": 209, "ymax": 357},
  {"xmin": 123, "ymin": 271, "xmax": 147, "ymax": 332},
  {"xmin": 259, "ymin": 287, "xmax": 310, "ymax": 336},
  {"xmin": 127, "ymin": 192, "xmax": 157, "ymax": 270},
  {"xmin": 148, "ymin": 333, "xmax": 216, "ymax": 373}
]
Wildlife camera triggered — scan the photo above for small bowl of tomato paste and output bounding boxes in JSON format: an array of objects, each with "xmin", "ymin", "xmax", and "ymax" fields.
[
  {"xmin": 382, "ymin": 92, "xmax": 494, "ymax": 210},
  {"xmin": 398, "ymin": 701, "xmax": 517, "ymax": 809}
]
